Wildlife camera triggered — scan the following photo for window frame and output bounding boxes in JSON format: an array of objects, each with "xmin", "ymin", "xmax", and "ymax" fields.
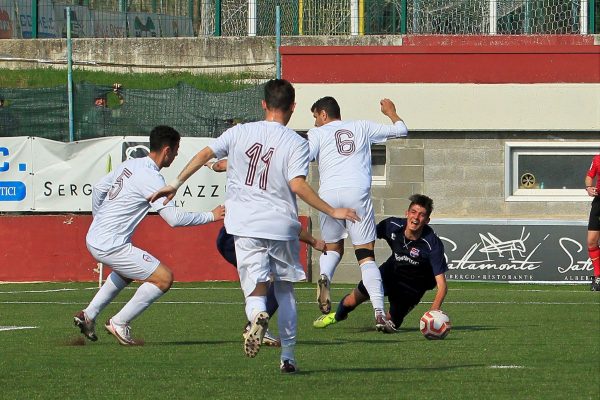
[
  {"xmin": 371, "ymin": 144, "xmax": 387, "ymax": 186},
  {"xmin": 504, "ymin": 141, "xmax": 600, "ymax": 202}
]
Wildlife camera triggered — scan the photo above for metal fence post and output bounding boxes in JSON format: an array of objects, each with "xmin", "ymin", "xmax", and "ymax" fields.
[
  {"xmin": 31, "ymin": 0, "xmax": 38, "ymax": 38},
  {"xmin": 276, "ymin": 5, "xmax": 281, "ymax": 79},
  {"xmin": 590, "ymin": 0, "xmax": 596, "ymax": 33},
  {"xmin": 401, "ymin": 0, "xmax": 407, "ymax": 34},
  {"xmin": 215, "ymin": 0, "xmax": 222, "ymax": 36},
  {"xmin": 66, "ymin": 7, "xmax": 74, "ymax": 142}
]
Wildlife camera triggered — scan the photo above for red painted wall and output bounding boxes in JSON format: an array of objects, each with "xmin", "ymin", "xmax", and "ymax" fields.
[
  {"xmin": 281, "ymin": 35, "xmax": 600, "ymax": 83},
  {"xmin": 0, "ymin": 215, "xmax": 310, "ymax": 282}
]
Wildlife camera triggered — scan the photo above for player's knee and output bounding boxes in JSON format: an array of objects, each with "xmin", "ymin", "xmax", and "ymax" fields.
[
  {"xmin": 354, "ymin": 248, "xmax": 375, "ymax": 263},
  {"xmin": 151, "ymin": 265, "xmax": 173, "ymax": 292}
]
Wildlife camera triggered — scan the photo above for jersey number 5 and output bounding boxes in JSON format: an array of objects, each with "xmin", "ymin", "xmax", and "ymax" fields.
[
  {"xmin": 245, "ymin": 143, "xmax": 274, "ymax": 190},
  {"xmin": 108, "ymin": 168, "xmax": 132, "ymax": 200}
]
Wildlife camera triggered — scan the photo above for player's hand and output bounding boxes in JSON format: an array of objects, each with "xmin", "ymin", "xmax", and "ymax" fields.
[
  {"xmin": 205, "ymin": 159, "xmax": 227, "ymax": 173},
  {"xmin": 332, "ymin": 207, "xmax": 360, "ymax": 223},
  {"xmin": 149, "ymin": 185, "xmax": 177, "ymax": 205},
  {"xmin": 586, "ymin": 186, "xmax": 598, "ymax": 197},
  {"xmin": 211, "ymin": 204, "xmax": 225, "ymax": 221},
  {"xmin": 380, "ymin": 98, "xmax": 397, "ymax": 116},
  {"xmin": 311, "ymin": 239, "xmax": 327, "ymax": 254}
]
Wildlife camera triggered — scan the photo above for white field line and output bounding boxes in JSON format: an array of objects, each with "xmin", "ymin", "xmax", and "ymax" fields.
[
  {"xmin": 0, "ymin": 300, "xmax": 597, "ymax": 306},
  {"xmin": 0, "ymin": 326, "xmax": 38, "ymax": 331},
  {"xmin": 489, "ymin": 365, "xmax": 525, "ymax": 369},
  {"xmin": 0, "ymin": 286, "xmax": 595, "ymax": 294}
]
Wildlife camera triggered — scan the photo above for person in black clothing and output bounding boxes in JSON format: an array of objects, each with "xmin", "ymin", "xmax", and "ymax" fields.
[{"xmin": 313, "ymin": 194, "xmax": 448, "ymax": 331}]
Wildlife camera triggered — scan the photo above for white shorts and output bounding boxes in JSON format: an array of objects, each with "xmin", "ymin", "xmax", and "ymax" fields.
[
  {"xmin": 86, "ymin": 242, "xmax": 160, "ymax": 281},
  {"xmin": 318, "ymin": 188, "xmax": 376, "ymax": 246},
  {"xmin": 234, "ymin": 236, "xmax": 307, "ymax": 298}
]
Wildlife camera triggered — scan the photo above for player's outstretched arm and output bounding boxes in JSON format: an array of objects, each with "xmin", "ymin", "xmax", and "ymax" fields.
[
  {"xmin": 289, "ymin": 176, "xmax": 360, "ymax": 223},
  {"xmin": 150, "ymin": 146, "xmax": 216, "ymax": 205},
  {"xmin": 430, "ymin": 273, "xmax": 448, "ymax": 311},
  {"xmin": 158, "ymin": 204, "xmax": 224, "ymax": 227},
  {"xmin": 380, "ymin": 98, "xmax": 403, "ymax": 124}
]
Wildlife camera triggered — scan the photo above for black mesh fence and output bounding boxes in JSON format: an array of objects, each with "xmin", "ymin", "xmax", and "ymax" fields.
[{"xmin": 0, "ymin": 82, "xmax": 265, "ymax": 141}]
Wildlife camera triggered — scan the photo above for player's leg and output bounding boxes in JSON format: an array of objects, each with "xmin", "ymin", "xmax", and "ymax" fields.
[
  {"xmin": 587, "ymin": 198, "xmax": 600, "ymax": 291},
  {"xmin": 346, "ymin": 189, "xmax": 391, "ymax": 330},
  {"xmin": 313, "ymin": 285, "xmax": 369, "ymax": 328},
  {"xmin": 105, "ymin": 245, "xmax": 171, "ymax": 345},
  {"xmin": 269, "ymin": 238, "xmax": 306, "ymax": 373},
  {"xmin": 387, "ymin": 292, "xmax": 424, "ymax": 330},
  {"xmin": 274, "ymin": 280, "xmax": 298, "ymax": 373},
  {"xmin": 219, "ymin": 227, "xmax": 279, "ymax": 343},
  {"xmin": 316, "ymin": 190, "xmax": 348, "ymax": 313},
  {"xmin": 74, "ymin": 244, "xmax": 133, "ymax": 341},
  {"xmin": 235, "ymin": 236, "xmax": 271, "ymax": 358},
  {"xmin": 317, "ymin": 239, "xmax": 344, "ymax": 314}
]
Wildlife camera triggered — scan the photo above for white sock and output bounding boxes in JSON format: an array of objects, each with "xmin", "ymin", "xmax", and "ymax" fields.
[
  {"xmin": 319, "ymin": 251, "xmax": 341, "ymax": 282},
  {"xmin": 360, "ymin": 260, "xmax": 385, "ymax": 312},
  {"xmin": 112, "ymin": 282, "xmax": 164, "ymax": 325},
  {"xmin": 274, "ymin": 281, "xmax": 296, "ymax": 358},
  {"xmin": 245, "ymin": 295, "xmax": 267, "ymax": 322},
  {"xmin": 84, "ymin": 272, "xmax": 128, "ymax": 321}
]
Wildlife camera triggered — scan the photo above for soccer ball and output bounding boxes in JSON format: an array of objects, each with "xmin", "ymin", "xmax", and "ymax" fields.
[{"xmin": 419, "ymin": 310, "xmax": 451, "ymax": 340}]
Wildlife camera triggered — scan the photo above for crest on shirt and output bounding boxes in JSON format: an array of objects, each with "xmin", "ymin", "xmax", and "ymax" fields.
[
  {"xmin": 409, "ymin": 247, "xmax": 420, "ymax": 258},
  {"xmin": 143, "ymin": 254, "xmax": 153, "ymax": 263}
]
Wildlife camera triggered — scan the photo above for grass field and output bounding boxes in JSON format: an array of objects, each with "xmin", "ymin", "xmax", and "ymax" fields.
[{"xmin": 0, "ymin": 281, "xmax": 598, "ymax": 399}]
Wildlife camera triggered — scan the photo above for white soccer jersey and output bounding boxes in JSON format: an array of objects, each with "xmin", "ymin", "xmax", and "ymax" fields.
[
  {"xmin": 87, "ymin": 156, "xmax": 212, "ymax": 251},
  {"xmin": 308, "ymin": 120, "xmax": 407, "ymax": 192},
  {"xmin": 210, "ymin": 121, "xmax": 309, "ymax": 241}
]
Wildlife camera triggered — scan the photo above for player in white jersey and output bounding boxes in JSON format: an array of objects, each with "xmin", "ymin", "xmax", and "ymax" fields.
[
  {"xmin": 308, "ymin": 96, "xmax": 408, "ymax": 333},
  {"xmin": 73, "ymin": 125, "xmax": 225, "ymax": 346},
  {"xmin": 150, "ymin": 79, "xmax": 359, "ymax": 373}
]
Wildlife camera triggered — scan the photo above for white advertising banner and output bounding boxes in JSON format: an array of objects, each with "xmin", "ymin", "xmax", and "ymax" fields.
[
  {"xmin": 0, "ymin": 137, "xmax": 34, "ymax": 211},
  {"xmin": 0, "ymin": 136, "xmax": 226, "ymax": 212}
]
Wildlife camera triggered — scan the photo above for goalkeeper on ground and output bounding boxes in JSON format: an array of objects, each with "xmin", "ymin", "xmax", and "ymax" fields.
[{"xmin": 313, "ymin": 194, "xmax": 448, "ymax": 331}]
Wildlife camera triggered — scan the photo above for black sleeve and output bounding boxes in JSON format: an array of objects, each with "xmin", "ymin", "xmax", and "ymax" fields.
[{"xmin": 376, "ymin": 218, "xmax": 389, "ymax": 240}]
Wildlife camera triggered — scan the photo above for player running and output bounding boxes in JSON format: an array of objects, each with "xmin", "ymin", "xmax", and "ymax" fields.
[
  {"xmin": 314, "ymin": 194, "xmax": 448, "ymax": 331},
  {"xmin": 74, "ymin": 125, "xmax": 225, "ymax": 345},
  {"xmin": 307, "ymin": 96, "xmax": 408, "ymax": 332},
  {"xmin": 149, "ymin": 79, "xmax": 359, "ymax": 373}
]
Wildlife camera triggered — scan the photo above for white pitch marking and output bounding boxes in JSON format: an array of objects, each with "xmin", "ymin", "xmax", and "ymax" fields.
[
  {"xmin": 0, "ymin": 326, "xmax": 38, "ymax": 331},
  {"xmin": 489, "ymin": 365, "xmax": 525, "ymax": 369}
]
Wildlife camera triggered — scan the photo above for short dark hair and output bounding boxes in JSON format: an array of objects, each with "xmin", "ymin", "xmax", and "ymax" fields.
[
  {"xmin": 264, "ymin": 79, "xmax": 295, "ymax": 112},
  {"xmin": 408, "ymin": 194, "xmax": 434, "ymax": 217},
  {"xmin": 310, "ymin": 96, "xmax": 341, "ymax": 119},
  {"xmin": 149, "ymin": 125, "xmax": 180, "ymax": 152}
]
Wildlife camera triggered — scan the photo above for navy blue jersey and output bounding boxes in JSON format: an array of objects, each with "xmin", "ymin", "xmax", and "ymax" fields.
[{"xmin": 376, "ymin": 217, "xmax": 448, "ymax": 293}]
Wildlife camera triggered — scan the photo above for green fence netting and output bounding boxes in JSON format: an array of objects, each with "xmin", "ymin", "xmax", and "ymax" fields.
[{"xmin": 0, "ymin": 82, "xmax": 265, "ymax": 141}]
